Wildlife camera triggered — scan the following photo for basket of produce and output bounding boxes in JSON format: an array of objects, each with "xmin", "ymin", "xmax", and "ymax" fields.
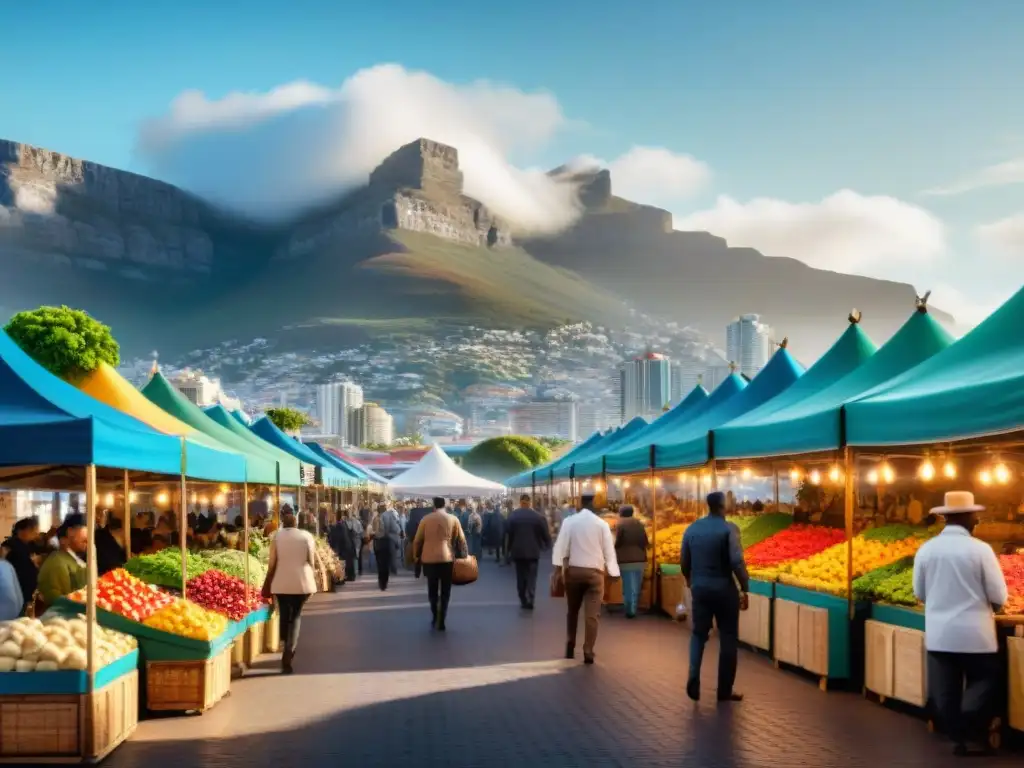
[{"xmin": 124, "ymin": 549, "xmax": 213, "ymax": 589}]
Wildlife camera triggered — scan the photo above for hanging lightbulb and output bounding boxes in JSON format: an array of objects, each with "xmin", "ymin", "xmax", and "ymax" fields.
[
  {"xmin": 866, "ymin": 469, "xmax": 879, "ymax": 485},
  {"xmin": 678, "ymin": 472, "xmax": 688, "ymax": 481},
  {"xmin": 129, "ymin": 492, "xmax": 138, "ymax": 503},
  {"xmin": 654, "ymin": 477, "xmax": 662, "ymax": 487},
  {"xmin": 741, "ymin": 467, "xmax": 753, "ymax": 480},
  {"xmin": 156, "ymin": 491, "xmax": 169, "ymax": 506},
  {"xmin": 829, "ymin": 465, "xmax": 843, "ymax": 484},
  {"xmin": 191, "ymin": 492, "xmax": 198, "ymax": 503},
  {"xmin": 199, "ymin": 495, "xmax": 209, "ymax": 504},
  {"xmin": 623, "ymin": 481, "xmax": 631, "ymax": 489},
  {"xmin": 918, "ymin": 460, "xmax": 935, "ymax": 481},
  {"xmin": 994, "ymin": 463, "xmax": 1011, "ymax": 484},
  {"xmin": 103, "ymin": 492, "xmax": 115, "ymax": 506},
  {"xmin": 613, "ymin": 478, "xmax": 622, "ymax": 487},
  {"xmin": 809, "ymin": 469, "xmax": 822, "ymax": 485},
  {"xmin": 978, "ymin": 469, "xmax": 993, "ymax": 486},
  {"xmin": 214, "ymin": 493, "xmax": 226, "ymax": 506},
  {"xmin": 942, "ymin": 459, "xmax": 957, "ymax": 479},
  {"xmin": 881, "ymin": 463, "xmax": 895, "ymax": 484},
  {"xmin": 643, "ymin": 478, "xmax": 650, "ymax": 487},
  {"xmin": 219, "ymin": 484, "xmax": 229, "ymax": 493},
  {"xmin": 789, "ymin": 468, "xmax": 801, "ymax": 483},
  {"xmin": 594, "ymin": 482, "xmax": 604, "ymax": 492}
]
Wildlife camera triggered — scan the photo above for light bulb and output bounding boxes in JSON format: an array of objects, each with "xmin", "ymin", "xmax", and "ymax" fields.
[
  {"xmin": 866, "ymin": 469, "xmax": 879, "ymax": 485},
  {"xmin": 129, "ymin": 492, "xmax": 137, "ymax": 503},
  {"xmin": 918, "ymin": 460, "xmax": 935, "ymax": 481},
  {"xmin": 156, "ymin": 492, "xmax": 169, "ymax": 506},
  {"xmin": 789, "ymin": 468, "xmax": 801, "ymax": 482},
  {"xmin": 623, "ymin": 481, "xmax": 630, "ymax": 489},
  {"xmin": 809, "ymin": 469, "xmax": 821, "ymax": 485},
  {"xmin": 678, "ymin": 472, "xmax": 687, "ymax": 481},
  {"xmin": 613, "ymin": 478, "xmax": 621, "ymax": 486},
  {"xmin": 978, "ymin": 469, "xmax": 992, "ymax": 486},
  {"xmin": 594, "ymin": 482, "xmax": 604, "ymax": 492},
  {"xmin": 942, "ymin": 460, "xmax": 957, "ymax": 479},
  {"xmin": 741, "ymin": 468, "xmax": 752, "ymax": 480},
  {"xmin": 219, "ymin": 484, "xmax": 229, "ymax": 493},
  {"xmin": 994, "ymin": 463, "xmax": 1010, "ymax": 484},
  {"xmin": 103, "ymin": 493, "xmax": 114, "ymax": 506},
  {"xmin": 199, "ymin": 496, "xmax": 209, "ymax": 504},
  {"xmin": 881, "ymin": 463, "xmax": 895, "ymax": 484},
  {"xmin": 214, "ymin": 493, "xmax": 226, "ymax": 506},
  {"xmin": 829, "ymin": 465, "xmax": 842, "ymax": 484},
  {"xmin": 654, "ymin": 478, "xmax": 662, "ymax": 486}
]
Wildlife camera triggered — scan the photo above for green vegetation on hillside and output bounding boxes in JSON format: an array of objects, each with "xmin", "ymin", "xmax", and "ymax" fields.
[{"xmin": 463, "ymin": 436, "xmax": 552, "ymax": 482}]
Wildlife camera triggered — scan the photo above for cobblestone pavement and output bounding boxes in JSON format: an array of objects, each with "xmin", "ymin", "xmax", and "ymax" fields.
[{"xmin": 106, "ymin": 559, "xmax": 1019, "ymax": 768}]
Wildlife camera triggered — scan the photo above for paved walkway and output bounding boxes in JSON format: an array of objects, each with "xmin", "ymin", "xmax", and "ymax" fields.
[{"xmin": 106, "ymin": 559, "xmax": 1017, "ymax": 767}]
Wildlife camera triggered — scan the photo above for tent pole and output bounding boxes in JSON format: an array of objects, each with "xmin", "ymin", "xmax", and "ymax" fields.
[
  {"xmin": 315, "ymin": 486, "xmax": 321, "ymax": 537},
  {"xmin": 772, "ymin": 465, "xmax": 780, "ymax": 510},
  {"xmin": 243, "ymin": 481, "xmax": 250, "ymax": 608},
  {"xmin": 85, "ymin": 464, "xmax": 98, "ymax": 685},
  {"xmin": 180, "ymin": 437, "xmax": 188, "ymax": 598},
  {"xmin": 649, "ymin": 466, "xmax": 657, "ymax": 608},
  {"xmin": 844, "ymin": 447, "xmax": 855, "ymax": 619},
  {"xmin": 123, "ymin": 469, "xmax": 132, "ymax": 560},
  {"xmin": 709, "ymin": 460, "xmax": 719, "ymax": 491}
]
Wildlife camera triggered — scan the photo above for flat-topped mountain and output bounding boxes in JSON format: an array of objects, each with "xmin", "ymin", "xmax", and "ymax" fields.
[{"xmin": 0, "ymin": 136, "xmax": 952, "ymax": 358}]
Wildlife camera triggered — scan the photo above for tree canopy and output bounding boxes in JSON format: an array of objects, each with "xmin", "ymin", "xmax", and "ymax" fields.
[
  {"xmin": 462, "ymin": 436, "xmax": 552, "ymax": 481},
  {"xmin": 4, "ymin": 305, "xmax": 120, "ymax": 382},
  {"xmin": 264, "ymin": 407, "xmax": 311, "ymax": 433}
]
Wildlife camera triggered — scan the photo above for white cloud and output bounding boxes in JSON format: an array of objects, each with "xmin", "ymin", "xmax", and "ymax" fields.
[
  {"xmin": 137, "ymin": 64, "xmax": 581, "ymax": 232},
  {"xmin": 571, "ymin": 147, "xmax": 710, "ymax": 204},
  {"xmin": 977, "ymin": 212, "xmax": 1024, "ymax": 258},
  {"xmin": 673, "ymin": 190, "xmax": 947, "ymax": 273},
  {"xmin": 929, "ymin": 283, "xmax": 1014, "ymax": 331},
  {"xmin": 923, "ymin": 157, "xmax": 1024, "ymax": 196}
]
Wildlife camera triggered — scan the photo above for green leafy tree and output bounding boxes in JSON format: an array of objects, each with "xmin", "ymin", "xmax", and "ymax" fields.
[
  {"xmin": 264, "ymin": 407, "xmax": 311, "ymax": 433},
  {"xmin": 463, "ymin": 436, "xmax": 552, "ymax": 481},
  {"xmin": 4, "ymin": 305, "xmax": 120, "ymax": 382},
  {"xmin": 361, "ymin": 442, "xmax": 391, "ymax": 451}
]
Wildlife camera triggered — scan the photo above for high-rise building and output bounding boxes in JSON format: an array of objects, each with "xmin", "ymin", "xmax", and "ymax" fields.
[
  {"xmin": 726, "ymin": 314, "xmax": 772, "ymax": 378},
  {"xmin": 619, "ymin": 352, "xmax": 672, "ymax": 422},
  {"xmin": 703, "ymin": 350, "xmax": 733, "ymax": 392},
  {"xmin": 671, "ymin": 357, "xmax": 705, "ymax": 403},
  {"xmin": 171, "ymin": 370, "xmax": 241, "ymax": 411},
  {"xmin": 349, "ymin": 402, "xmax": 394, "ymax": 447},
  {"xmin": 510, "ymin": 400, "xmax": 578, "ymax": 441},
  {"xmin": 315, "ymin": 381, "xmax": 364, "ymax": 444}
]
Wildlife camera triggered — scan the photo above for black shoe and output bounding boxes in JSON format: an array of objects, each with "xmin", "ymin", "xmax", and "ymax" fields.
[
  {"xmin": 583, "ymin": 654, "xmax": 595, "ymax": 665},
  {"xmin": 526, "ymin": 603, "xmax": 534, "ymax": 610},
  {"xmin": 565, "ymin": 644, "xmax": 575, "ymax": 660},
  {"xmin": 717, "ymin": 691, "xmax": 743, "ymax": 703},
  {"xmin": 625, "ymin": 612, "xmax": 636, "ymax": 619},
  {"xmin": 686, "ymin": 679, "xmax": 700, "ymax": 701},
  {"xmin": 281, "ymin": 650, "xmax": 294, "ymax": 675}
]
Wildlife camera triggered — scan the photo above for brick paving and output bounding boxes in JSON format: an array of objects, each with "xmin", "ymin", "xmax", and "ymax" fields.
[{"xmin": 105, "ymin": 559, "xmax": 1019, "ymax": 768}]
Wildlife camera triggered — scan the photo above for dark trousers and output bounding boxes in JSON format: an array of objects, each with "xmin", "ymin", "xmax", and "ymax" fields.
[
  {"xmin": 357, "ymin": 541, "xmax": 365, "ymax": 574},
  {"xmin": 422, "ymin": 562, "xmax": 454, "ymax": 626},
  {"xmin": 275, "ymin": 593, "xmax": 310, "ymax": 655},
  {"xmin": 514, "ymin": 559, "xmax": 539, "ymax": 607},
  {"xmin": 374, "ymin": 539, "xmax": 393, "ymax": 590},
  {"xmin": 565, "ymin": 567, "xmax": 604, "ymax": 655},
  {"xmin": 344, "ymin": 553, "xmax": 357, "ymax": 582},
  {"xmin": 688, "ymin": 584, "xmax": 740, "ymax": 696},
  {"xmin": 928, "ymin": 651, "xmax": 1001, "ymax": 747}
]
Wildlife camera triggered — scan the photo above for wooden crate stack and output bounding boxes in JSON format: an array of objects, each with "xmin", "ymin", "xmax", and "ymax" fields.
[
  {"xmin": 863, "ymin": 620, "xmax": 927, "ymax": 707},
  {"xmin": 738, "ymin": 593, "xmax": 771, "ymax": 651},
  {"xmin": 145, "ymin": 647, "xmax": 232, "ymax": 714},
  {"xmin": 773, "ymin": 598, "xmax": 829, "ymax": 688}
]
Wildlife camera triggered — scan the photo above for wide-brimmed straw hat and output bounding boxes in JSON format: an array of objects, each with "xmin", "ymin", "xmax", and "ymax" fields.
[{"xmin": 930, "ymin": 490, "xmax": 985, "ymax": 515}]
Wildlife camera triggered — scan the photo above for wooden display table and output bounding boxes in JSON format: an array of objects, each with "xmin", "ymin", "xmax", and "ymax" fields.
[
  {"xmin": 1010, "ymin": 635, "xmax": 1024, "ymax": 734},
  {"xmin": 863, "ymin": 605, "xmax": 927, "ymax": 707},
  {"xmin": 658, "ymin": 572, "xmax": 685, "ymax": 617},
  {"xmin": 145, "ymin": 646, "xmax": 232, "ymax": 714},
  {"xmin": 264, "ymin": 609, "xmax": 280, "ymax": 654}
]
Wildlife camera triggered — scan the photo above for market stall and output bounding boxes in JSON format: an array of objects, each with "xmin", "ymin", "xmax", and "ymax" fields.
[{"xmin": 387, "ymin": 444, "xmax": 505, "ymax": 498}]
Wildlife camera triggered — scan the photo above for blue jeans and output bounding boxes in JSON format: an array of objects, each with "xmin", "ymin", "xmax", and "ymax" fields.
[{"xmin": 620, "ymin": 567, "xmax": 644, "ymax": 616}]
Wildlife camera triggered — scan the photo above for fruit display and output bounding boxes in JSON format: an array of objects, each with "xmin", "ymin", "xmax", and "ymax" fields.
[
  {"xmin": 186, "ymin": 569, "xmax": 264, "ymax": 621},
  {"xmin": 0, "ymin": 615, "xmax": 136, "ymax": 672},
  {"xmin": 999, "ymin": 553, "xmax": 1024, "ymax": 615},
  {"xmin": 248, "ymin": 530, "xmax": 271, "ymax": 564},
  {"xmin": 315, "ymin": 537, "xmax": 343, "ymax": 579},
  {"xmin": 745, "ymin": 525, "xmax": 846, "ymax": 577},
  {"xmin": 125, "ymin": 548, "xmax": 212, "ymax": 588},
  {"xmin": 777, "ymin": 529, "xmax": 928, "ymax": 595},
  {"xmin": 143, "ymin": 598, "xmax": 229, "ymax": 641},
  {"xmin": 726, "ymin": 515, "xmax": 757, "ymax": 533},
  {"xmin": 197, "ymin": 549, "xmax": 267, "ymax": 588},
  {"xmin": 68, "ymin": 568, "xmax": 175, "ymax": 621},
  {"xmin": 736, "ymin": 513, "xmax": 793, "ymax": 549},
  {"xmin": 653, "ymin": 522, "xmax": 689, "ymax": 565},
  {"xmin": 852, "ymin": 557, "xmax": 916, "ymax": 604}
]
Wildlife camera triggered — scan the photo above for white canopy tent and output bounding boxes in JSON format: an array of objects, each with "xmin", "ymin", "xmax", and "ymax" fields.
[{"xmin": 387, "ymin": 444, "xmax": 506, "ymax": 497}]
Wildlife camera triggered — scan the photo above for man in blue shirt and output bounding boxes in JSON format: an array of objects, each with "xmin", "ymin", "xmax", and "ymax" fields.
[
  {"xmin": 680, "ymin": 491, "xmax": 750, "ymax": 703},
  {"xmin": 0, "ymin": 558, "xmax": 25, "ymax": 621}
]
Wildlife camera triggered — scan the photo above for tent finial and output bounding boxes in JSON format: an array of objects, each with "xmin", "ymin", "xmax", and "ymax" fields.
[
  {"xmin": 150, "ymin": 351, "xmax": 160, "ymax": 375},
  {"xmin": 728, "ymin": 361, "xmax": 737, "ymax": 373},
  {"xmin": 849, "ymin": 309, "xmax": 862, "ymax": 324},
  {"xmin": 915, "ymin": 290, "xmax": 931, "ymax": 314}
]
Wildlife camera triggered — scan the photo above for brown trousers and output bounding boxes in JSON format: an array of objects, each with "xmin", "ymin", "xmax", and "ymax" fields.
[{"xmin": 565, "ymin": 567, "xmax": 605, "ymax": 654}]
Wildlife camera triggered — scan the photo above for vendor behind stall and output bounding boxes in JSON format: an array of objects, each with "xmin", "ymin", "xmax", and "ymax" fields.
[{"xmin": 36, "ymin": 513, "xmax": 88, "ymax": 610}]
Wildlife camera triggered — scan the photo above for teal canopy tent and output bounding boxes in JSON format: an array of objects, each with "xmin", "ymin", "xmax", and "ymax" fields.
[
  {"xmin": 304, "ymin": 442, "xmax": 367, "ymax": 485},
  {"xmin": 565, "ymin": 417, "xmax": 650, "ymax": 479},
  {"xmin": 248, "ymin": 417, "xmax": 351, "ymax": 488},
  {"xmin": 203, "ymin": 404, "xmax": 306, "ymax": 485},
  {"xmin": 713, "ymin": 317, "xmax": 877, "ymax": 460},
  {"xmin": 846, "ymin": 286, "xmax": 1024, "ymax": 446},
  {"xmin": 654, "ymin": 347, "xmax": 805, "ymax": 469},
  {"xmin": 511, "ymin": 429, "xmax": 608, "ymax": 487}
]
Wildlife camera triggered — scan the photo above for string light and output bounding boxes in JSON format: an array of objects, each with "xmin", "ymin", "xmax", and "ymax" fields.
[
  {"xmin": 978, "ymin": 469, "xmax": 993, "ymax": 486},
  {"xmin": 623, "ymin": 481, "xmax": 631, "ymax": 489},
  {"xmin": 866, "ymin": 469, "xmax": 879, "ymax": 485},
  {"xmin": 994, "ymin": 463, "xmax": 1011, "ymax": 484},
  {"xmin": 128, "ymin": 492, "xmax": 137, "ymax": 503},
  {"xmin": 918, "ymin": 460, "xmax": 935, "ymax": 481},
  {"xmin": 219, "ymin": 484, "xmax": 229, "ymax": 493},
  {"xmin": 741, "ymin": 468, "xmax": 753, "ymax": 480},
  {"xmin": 828, "ymin": 465, "xmax": 843, "ymax": 484},
  {"xmin": 809, "ymin": 469, "xmax": 822, "ymax": 485},
  {"xmin": 789, "ymin": 468, "xmax": 802, "ymax": 483},
  {"xmin": 156, "ymin": 491, "xmax": 169, "ymax": 506},
  {"xmin": 214, "ymin": 493, "xmax": 226, "ymax": 506},
  {"xmin": 942, "ymin": 459, "xmax": 957, "ymax": 479},
  {"xmin": 881, "ymin": 463, "xmax": 895, "ymax": 484},
  {"xmin": 613, "ymin": 478, "xmax": 622, "ymax": 487},
  {"xmin": 594, "ymin": 482, "xmax": 604, "ymax": 492},
  {"xmin": 103, "ymin": 493, "xmax": 115, "ymax": 506},
  {"xmin": 678, "ymin": 472, "xmax": 688, "ymax": 481},
  {"xmin": 199, "ymin": 495, "xmax": 209, "ymax": 504},
  {"xmin": 654, "ymin": 478, "xmax": 662, "ymax": 487}
]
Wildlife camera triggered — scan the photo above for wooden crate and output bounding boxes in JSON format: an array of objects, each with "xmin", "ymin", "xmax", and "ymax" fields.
[
  {"xmin": 0, "ymin": 669, "xmax": 139, "ymax": 763},
  {"xmin": 231, "ymin": 637, "xmax": 245, "ymax": 666},
  {"xmin": 739, "ymin": 593, "xmax": 771, "ymax": 651},
  {"xmin": 1008, "ymin": 636, "xmax": 1023, "ymax": 733},
  {"xmin": 264, "ymin": 610, "xmax": 280, "ymax": 654},
  {"xmin": 892, "ymin": 627, "xmax": 927, "ymax": 707},
  {"xmin": 245, "ymin": 621, "xmax": 265, "ymax": 665},
  {"xmin": 773, "ymin": 598, "xmax": 800, "ymax": 666},
  {"xmin": 797, "ymin": 604, "xmax": 829, "ymax": 676},
  {"xmin": 864, "ymin": 619, "xmax": 895, "ymax": 698},
  {"xmin": 145, "ymin": 648, "xmax": 232, "ymax": 713},
  {"xmin": 658, "ymin": 573, "xmax": 684, "ymax": 616},
  {"xmin": 638, "ymin": 576, "xmax": 652, "ymax": 612}
]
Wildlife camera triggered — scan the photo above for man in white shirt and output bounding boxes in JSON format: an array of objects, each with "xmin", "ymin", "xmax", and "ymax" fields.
[
  {"xmin": 552, "ymin": 494, "xmax": 620, "ymax": 664},
  {"xmin": 913, "ymin": 491, "xmax": 1008, "ymax": 757}
]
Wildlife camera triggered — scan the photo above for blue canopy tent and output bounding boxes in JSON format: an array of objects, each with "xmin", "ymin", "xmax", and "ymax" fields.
[
  {"xmin": 0, "ymin": 330, "xmax": 246, "ymax": 481},
  {"xmin": 654, "ymin": 347, "xmax": 805, "ymax": 469},
  {"xmin": 604, "ymin": 384, "xmax": 713, "ymax": 475},
  {"xmin": 304, "ymin": 442, "xmax": 370, "ymax": 486},
  {"xmin": 703, "ymin": 307, "xmax": 952, "ymax": 459},
  {"xmin": 509, "ymin": 429, "xmax": 608, "ymax": 488},
  {"xmin": 315, "ymin": 445, "xmax": 390, "ymax": 486},
  {"xmin": 846, "ymin": 286, "xmax": 1024, "ymax": 446},
  {"xmin": 567, "ymin": 417, "xmax": 651, "ymax": 479},
  {"xmin": 713, "ymin": 317, "xmax": 878, "ymax": 460},
  {"xmin": 248, "ymin": 416, "xmax": 351, "ymax": 488}
]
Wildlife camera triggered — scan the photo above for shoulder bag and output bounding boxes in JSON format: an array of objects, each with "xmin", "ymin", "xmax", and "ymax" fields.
[{"xmin": 451, "ymin": 517, "xmax": 478, "ymax": 586}]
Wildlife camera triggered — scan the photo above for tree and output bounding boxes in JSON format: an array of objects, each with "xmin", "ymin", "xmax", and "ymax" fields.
[
  {"xmin": 361, "ymin": 442, "xmax": 391, "ymax": 451},
  {"xmin": 4, "ymin": 305, "xmax": 120, "ymax": 382},
  {"xmin": 462, "ymin": 436, "xmax": 552, "ymax": 482},
  {"xmin": 264, "ymin": 407, "xmax": 311, "ymax": 433}
]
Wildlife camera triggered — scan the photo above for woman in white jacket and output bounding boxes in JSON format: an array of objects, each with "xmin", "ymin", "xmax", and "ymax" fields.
[{"xmin": 268, "ymin": 509, "xmax": 317, "ymax": 674}]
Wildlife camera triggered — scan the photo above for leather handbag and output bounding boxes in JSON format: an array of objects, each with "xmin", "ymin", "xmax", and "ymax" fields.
[
  {"xmin": 452, "ymin": 555, "xmax": 478, "ymax": 586},
  {"xmin": 550, "ymin": 558, "xmax": 568, "ymax": 598}
]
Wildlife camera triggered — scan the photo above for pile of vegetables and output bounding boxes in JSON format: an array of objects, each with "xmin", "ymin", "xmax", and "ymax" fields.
[
  {"xmin": 745, "ymin": 524, "xmax": 845, "ymax": 571},
  {"xmin": 853, "ymin": 557, "xmax": 915, "ymax": 603},
  {"xmin": 197, "ymin": 549, "xmax": 267, "ymax": 588},
  {"xmin": 999, "ymin": 553, "xmax": 1024, "ymax": 615},
  {"xmin": 144, "ymin": 599, "xmax": 228, "ymax": 641},
  {"xmin": 247, "ymin": 531, "xmax": 271, "ymax": 564},
  {"xmin": 737, "ymin": 513, "xmax": 793, "ymax": 549},
  {"xmin": 186, "ymin": 570, "xmax": 264, "ymax": 621},
  {"xmin": 860, "ymin": 524, "xmax": 933, "ymax": 543},
  {"xmin": 315, "ymin": 537, "xmax": 341, "ymax": 577},
  {"xmin": 124, "ymin": 549, "xmax": 211, "ymax": 588},
  {"xmin": 68, "ymin": 568, "xmax": 175, "ymax": 621},
  {"xmin": 0, "ymin": 616, "xmax": 136, "ymax": 672}
]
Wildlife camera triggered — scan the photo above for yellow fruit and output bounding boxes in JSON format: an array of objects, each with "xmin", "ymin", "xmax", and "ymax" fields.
[
  {"xmin": 143, "ymin": 598, "xmax": 228, "ymax": 641},
  {"xmin": 776, "ymin": 535, "xmax": 925, "ymax": 594}
]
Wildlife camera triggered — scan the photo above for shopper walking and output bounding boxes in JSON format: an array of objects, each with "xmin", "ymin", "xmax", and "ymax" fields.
[
  {"xmin": 412, "ymin": 497, "xmax": 468, "ymax": 631},
  {"xmin": 681, "ymin": 491, "xmax": 749, "ymax": 703},
  {"xmin": 484, "ymin": 502, "xmax": 506, "ymax": 563},
  {"xmin": 614, "ymin": 505, "xmax": 649, "ymax": 618},
  {"xmin": 346, "ymin": 511, "xmax": 364, "ymax": 580},
  {"xmin": 506, "ymin": 494, "xmax": 551, "ymax": 610},
  {"xmin": 266, "ymin": 509, "xmax": 317, "ymax": 674},
  {"xmin": 466, "ymin": 504, "xmax": 484, "ymax": 560},
  {"xmin": 551, "ymin": 494, "xmax": 619, "ymax": 664},
  {"xmin": 913, "ymin": 491, "xmax": 1008, "ymax": 757},
  {"xmin": 371, "ymin": 503, "xmax": 402, "ymax": 591}
]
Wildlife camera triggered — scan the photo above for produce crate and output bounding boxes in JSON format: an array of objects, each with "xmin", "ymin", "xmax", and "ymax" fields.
[
  {"xmin": 145, "ymin": 646, "xmax": 232, "ymax": 713},
  {"xmin": 738, "ymin": 592, "xmax": 771, "ymax": 651},
  {"xmin": 263, "ymin": 610, "xmax": 280, "ymax": 654},
  {"xmin": 244, "ymin": 621, "xmax": 264, "ymax": 665},
  {"xmin": 773, "ymin": 598, "xmax": 800, "ymax": 666},
  {"xmin": 658, "ymin": 572, "xmax": 684, "ymax": 617},
  {"xmin": 0, "ymin": 668, "xmax": 139, "ymax": 763},
  {"xmin": 638, "ymin": 575, "xmax": 652, "ymax": 612},
  {"xmin": 230, "ymin": 637, "xmax": 245, "ymax": 666},
  {"xmin": 1009, "ymin": 636, "xmax": 1024, "ymax": 733},
  {"xmin": 865, "ymin": 604, "xmax": 928, "ymax": 708},
  {"xmin": 864, "ymin": 619, "xmax": 896, "ymax": 699}
]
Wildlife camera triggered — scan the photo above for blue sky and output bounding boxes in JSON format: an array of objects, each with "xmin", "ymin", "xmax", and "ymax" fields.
[{"xmin": 3, "ymin": 0, "xmax": 1023, "ymax": 324}]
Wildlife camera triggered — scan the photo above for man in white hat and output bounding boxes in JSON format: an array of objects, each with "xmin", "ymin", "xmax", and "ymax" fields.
[{"xmin": 912, "ymin": 491, "xmax": 1009, "ymax": 756}]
